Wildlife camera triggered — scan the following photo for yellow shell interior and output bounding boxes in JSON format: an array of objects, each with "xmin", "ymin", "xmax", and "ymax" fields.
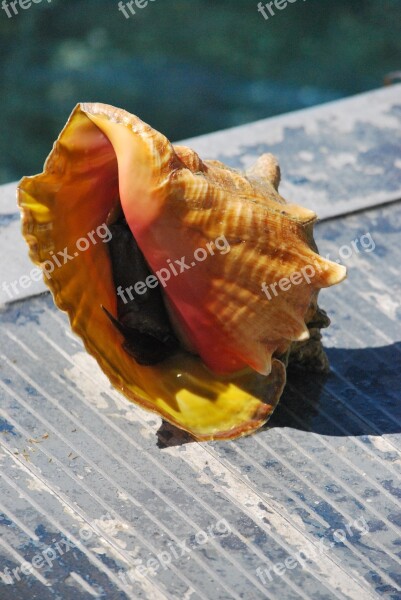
[{"xmin": 17, "ymin": 104, "xmax": 291, "ymax": 441}]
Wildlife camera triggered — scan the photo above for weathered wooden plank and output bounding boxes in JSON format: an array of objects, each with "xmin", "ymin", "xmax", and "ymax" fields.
[
  {"xmin": 1, "ymin": 86, "xmax": 401, "ymax": 600},
  {"xmin": 185, "ymin": 84, "xmax": 401, "ymax": 220}
]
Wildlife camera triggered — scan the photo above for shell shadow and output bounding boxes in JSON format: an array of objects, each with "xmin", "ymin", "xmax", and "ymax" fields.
[
  {"xmin": 267, "ymin": 342, "xmax": 401, "ymax": 436},
  {"xmin": 157, "ymin": 420, "xmax": 196, "ymax": 449},
  {"xmin": 157, "ymin": 342, "xmax": 401, "ymax": 447}
]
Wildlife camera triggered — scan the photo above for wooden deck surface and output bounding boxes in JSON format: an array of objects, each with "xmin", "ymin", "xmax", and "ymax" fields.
[{"xmin": 1, "ymin": 85, "xmax": 401, "ymax": 600}]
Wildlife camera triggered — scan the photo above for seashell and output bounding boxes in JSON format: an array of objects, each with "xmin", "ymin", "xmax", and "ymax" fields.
[{"xmin": 17, "ymin": 103, "xmax": 346, "ymax": 441}]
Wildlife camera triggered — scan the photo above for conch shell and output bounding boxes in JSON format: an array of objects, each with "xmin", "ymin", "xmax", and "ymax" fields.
[{"xmin": 17, "ymin": 103, "xmax": 346, "ymax": 441}]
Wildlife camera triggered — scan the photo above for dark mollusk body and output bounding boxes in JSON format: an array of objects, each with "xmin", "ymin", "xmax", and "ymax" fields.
[{"xmin": 105, "ymin": 216, "xmax": 178, "ymax": 365}]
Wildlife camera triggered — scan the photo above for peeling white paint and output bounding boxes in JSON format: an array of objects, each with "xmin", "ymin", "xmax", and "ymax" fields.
[
  {"xmin": 26, "ymin": 476, "xmax": 54, "ymax": 494},
  {"xmin": 91, "ymin": 516, "xmax": 130, "ymax": 540},
  {"xmin": 122, "ymin": 568, "xmax": 171, "ymax": 600},
  {"xmin": 327, "ymin": 153, "xmax": 356, "ymax": 169},
  {"xmin": 368, "ymin": 435, "xmax": 401, "ymax": 461},
  {"xmin": 366, "ymin": 292, "xmax": 399, "ymax": 321},
  {"xmin": 64, "ymin": 352, "xmax": 111, "ymax": 409},
  {"xmin": 162, "ymin": 444, "xmax": 374, "ymax": 599},
  {"xmin": 299, "ymin": 151, "xmax": 314, "ymax": 162}
]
